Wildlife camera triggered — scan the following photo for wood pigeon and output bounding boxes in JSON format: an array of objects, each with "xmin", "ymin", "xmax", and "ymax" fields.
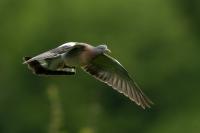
[{"xmin": 23, "ymin": 42, "xmax": 153, "ymax": 109}]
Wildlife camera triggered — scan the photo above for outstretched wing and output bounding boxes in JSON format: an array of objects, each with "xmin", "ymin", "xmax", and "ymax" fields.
[
  {"xmin": 82, "ymin": 54, "xmax": 153, "ymax": 109},
  {"xmin": 23, "ymin": 42, "xmax": 77, "ymax": 64},
  {"xmin": 23, "ymin": 57, "xmax": 75, "ymax": 76}
]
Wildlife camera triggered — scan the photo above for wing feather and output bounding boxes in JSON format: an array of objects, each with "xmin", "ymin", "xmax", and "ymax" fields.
[
  {"xmin": 82, "ymin": 54, "xmax": 153, "ymax": 109},
  {"xmin": 23, "ymin": 43, "xmax": 77, "ymax": 64}
]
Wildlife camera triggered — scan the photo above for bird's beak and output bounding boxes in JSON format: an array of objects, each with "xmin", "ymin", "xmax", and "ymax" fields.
[{"xmin": 106, "ymin": 48, "xmax": 111, "ymax": 53}]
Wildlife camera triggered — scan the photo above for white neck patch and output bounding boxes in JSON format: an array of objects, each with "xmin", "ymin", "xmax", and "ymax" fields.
[{"xmin": 59, "ymin": 42, "xmax": 77, "ymax": 47}]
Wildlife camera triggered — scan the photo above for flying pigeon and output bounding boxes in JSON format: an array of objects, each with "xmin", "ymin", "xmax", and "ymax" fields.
[{"xmin": 23, "ymin": 42, "xmax": 153, "ymax": 109}]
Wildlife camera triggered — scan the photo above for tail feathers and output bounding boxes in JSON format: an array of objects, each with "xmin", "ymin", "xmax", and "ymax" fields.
[{"xmin": 23, "ymin": 56, "xmax": 75, "ymax": 76}]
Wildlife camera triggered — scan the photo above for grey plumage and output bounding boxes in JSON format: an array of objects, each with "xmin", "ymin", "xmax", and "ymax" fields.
[
  {"xmin": 23, "ymin": 42, "xmax": 153, "ymax": 109},
  {"xmin": 23, "ymin": 57, "xmax": 75, "ymax": 75}
]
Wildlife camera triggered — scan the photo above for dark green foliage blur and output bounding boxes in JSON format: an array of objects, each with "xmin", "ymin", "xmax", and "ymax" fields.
[{"xmin": 0, "ymin": 0, "xmax": 200, "ymax": 133}]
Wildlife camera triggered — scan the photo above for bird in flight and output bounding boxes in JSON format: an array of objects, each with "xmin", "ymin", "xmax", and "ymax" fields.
[{"xmin": 23, "ymin": 42, "xmax": 153, "ymax": 109}]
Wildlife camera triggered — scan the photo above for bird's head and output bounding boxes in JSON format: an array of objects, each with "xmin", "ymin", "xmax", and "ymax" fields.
[{"xmin": 96, "ymin": 45, "xmax": 111, "ymax": 54}]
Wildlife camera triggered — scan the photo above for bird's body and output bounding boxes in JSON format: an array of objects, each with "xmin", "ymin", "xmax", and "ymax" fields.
[
  {"xmin": 61, "ymin": 43, "xmax": 95, "ymax": 67},
  {"xmin": 23, "ymin": 42, "xmax": 153, "ymax": 109}
]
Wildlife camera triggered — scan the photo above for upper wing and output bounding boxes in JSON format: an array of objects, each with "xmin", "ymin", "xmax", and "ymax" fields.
[
  {"xmin": 82, "ymin": 54, "xmax": 153, "ymax": 109},
  {"xmin": 23, "ymin": 43, "xmax": 76, "ymax": 64},
  {"xmin": 23, "ymin": 57, "xmax": 76, "ymax": 75}
]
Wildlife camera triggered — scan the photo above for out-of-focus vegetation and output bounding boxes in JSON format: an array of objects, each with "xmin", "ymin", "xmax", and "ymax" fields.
[{"xmin": 0, "ymin": 0, "xmax": 200, "ymax": 133}]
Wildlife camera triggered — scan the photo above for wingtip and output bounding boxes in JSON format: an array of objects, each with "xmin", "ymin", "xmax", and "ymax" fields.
[
  {"xmin": 133, "ymin": 91, "xmax": 154, "ymax": 110},
  {"xmin": 22, "ymin": 56, "xmax": 32, "ymax": 64},
  {"xmin": 140, "ymin": 99, "xmax": 154, "ymax": 110}
]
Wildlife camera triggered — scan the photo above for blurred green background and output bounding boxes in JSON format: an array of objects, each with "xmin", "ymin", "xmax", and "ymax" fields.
[{"xmin": 0, "ymin": 0, "xmax": 200, "ymax": 133}]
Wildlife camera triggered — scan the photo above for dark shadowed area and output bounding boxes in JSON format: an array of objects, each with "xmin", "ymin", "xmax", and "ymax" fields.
[{"xmin": 0, "ymin": 0, "xmax": 200, "ymax": 133}]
